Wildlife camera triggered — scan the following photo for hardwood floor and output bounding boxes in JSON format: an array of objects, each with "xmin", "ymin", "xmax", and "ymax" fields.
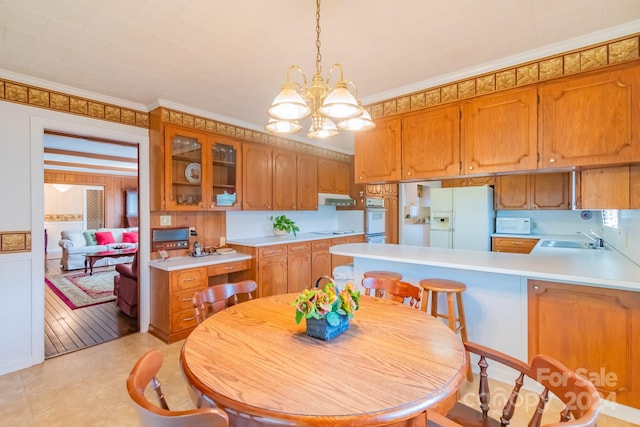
[{"xmin": 44, "ymin": 256, "xmax": 138, "ymax": 359}]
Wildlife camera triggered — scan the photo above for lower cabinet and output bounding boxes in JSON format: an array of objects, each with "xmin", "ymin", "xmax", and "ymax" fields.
[
  {"xmin": 491, "ymin": 237, "xmax": 539, "ymax": 254},
  {"xmin": 331, "ymin": 235, "xmax": 365, "ymax": 270},
  {"xmin": 528, "ymin": 280, "xmax": 640, "ymax": 408},
  {"xmin": 149, "ymin": 260, "xmax": 250, "ymax": 343},
  {"xmin": 311, "ymin": 240, "xmax": 332, "ymax": 282},
  {"xmin": 287, "ymin": 242, "xmax": 312, "ymax": 293},
  {"xmin": 256, "ymin": 245, "xmax": 288, "ymax": 297}
]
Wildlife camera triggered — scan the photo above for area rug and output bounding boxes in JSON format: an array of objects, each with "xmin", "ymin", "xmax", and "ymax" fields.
[{"xmin": 45, "ymin": 270, "xmax": 118, "ymax": 309}]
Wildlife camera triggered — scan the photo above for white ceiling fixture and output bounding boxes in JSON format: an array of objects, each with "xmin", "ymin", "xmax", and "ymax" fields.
[{"xmin": 265, "ymin": 0, "xmax": 374, "ymax": 139}]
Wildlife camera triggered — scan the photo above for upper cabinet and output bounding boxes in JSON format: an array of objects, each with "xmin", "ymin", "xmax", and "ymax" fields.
[
  {"xmin": 354, "ymin": 116, "xmax": 402, "ymax": 183},
  {"xmin": 539, "ymin": 67, "xmax": 640, "ymax": 169},
  {"xmin": 207, "ymin": 135, "xmax": 242, "ymax": 210},
  {"xmin": 243, "ymin": 142, "xmax": 273, "ymax": 210},
  {"xmin": 461, "ymin": 87, "xmax": 538, "ymax": 174},
  {"xmin": 495, "ymin": 173, "xmax": 571, "ymax": 210},
  {"xmin": 296, "ymin": 153, "xmax": 319, "ymax": 210},
  {"xmin": 163, "ymin": 126, "xmax": 205, "ymax": 211},
  {"xmin": 318, "ymin": 158, "xmax": 350, "ymax": 194},
  {"xmin": 402, "ymin": 104, "xmax": 461, "ymax": 180},
  {"xmin": 577, "ymin": 165, "xmax": 640, "ymax": 209}
]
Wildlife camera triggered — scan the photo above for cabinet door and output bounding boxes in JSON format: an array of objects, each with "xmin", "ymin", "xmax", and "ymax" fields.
[
  {"xmin": 385, "ymin": 194, "xmax": 399, "ymax": 244},
  {"xmin": 531, "ymin": 173, "xmax": 570, "ymax": 210},
  {"xmin": 207, "ymin": 135, "xmax": 242, "ymax": 210},
  {"xmin": 441, "ymin": 176, "xmax": 495, "ymax": 188},
  {"xmin": 461, "ymin": 87, "xmax": 538, "ymax": 174},
  {"xmin": 273, "ymin": 149, "xmax": 297, "ymax": 210},
  {"xmin": 579, "ymin": 166, "xmax": 630, "ymax": 209},
  {"xmin": 243, "ymin": 143, "xmax": 273, "ymax": 210},
  {"xmin": 334, "ymin": 161, "xmax": 351, "ymax": 194},
  {"xmin": 492, "ymin": 237, "xmax": 539, "ymax": 253},
  {"xmin": 311, "ymin": 240, "xmax": 332, "ymax": 280},
  {"xmin": 331, "ymin": 235, "xmax": 363, "ymax": 270},
  {"xmin": 528, "ymin": 280, "xmax": 640, "ymax": 407},
  {"xmin": 365, "ymin": 184, "xmax": 383, "ymax": 196},
  {"xmin": 402, "ymin": 104, "xmax": 461, "ymax": 179},
  {"xmin": 539, "ymin": 67, "xmax": 640, "ymax": 168},
  {"xmin": 354, "ymin": 116, "xmax": 401, "ymax": 183},
  {"xmin": 495, "ymin": 175, "xmax": 531, "ymax": 209},
  {"xmin": 297, "ymin": 153, "xmax": 318, "ymax": 210},
  {"xmin": 257, "ymin": 256, "xmax": 287, "ymax": 298},
  {"xmin": 288, "ymin": 249, "xmax": 312, "ymax": 293},
  {"xmin": 631, "ymin": 165, "xmax": 640, "ymax": 209},
  {"xmin": 164, "ymin": 126, "xmax": 206, "ymax": 210},
  {"xmin": 317, "ymin": 158, "xmax": 336, "ymax": 193}
]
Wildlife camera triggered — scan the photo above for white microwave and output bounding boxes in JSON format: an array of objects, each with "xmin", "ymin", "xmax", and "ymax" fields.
[{"xmin": 496, "ymin": 217, "xmax": 532, "ymax": 235}]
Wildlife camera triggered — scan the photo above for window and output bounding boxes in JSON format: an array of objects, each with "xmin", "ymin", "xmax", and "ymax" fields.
[{"xmin": 601, "ymin": 209, "xmax": 619, "ymax": 229}]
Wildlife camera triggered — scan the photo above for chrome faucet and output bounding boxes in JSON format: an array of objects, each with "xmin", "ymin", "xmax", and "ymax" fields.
[{"xmin": 577, "ymin": 231, "xmax": 605, "ymax": 248}]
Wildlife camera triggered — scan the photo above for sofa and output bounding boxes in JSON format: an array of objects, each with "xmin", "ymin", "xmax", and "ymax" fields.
[
  {"xmin": 58, "ymin": 227, "xmax": 138, "ymax": 271},
  {"xmin": 114, "ymin": 251, "xmax": 138, "ymax": 317}
]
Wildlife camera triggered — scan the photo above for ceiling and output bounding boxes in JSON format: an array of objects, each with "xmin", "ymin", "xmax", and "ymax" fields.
[{"xmin": 2, "ymin": 0, "xmax": 640, "ymax": 158}]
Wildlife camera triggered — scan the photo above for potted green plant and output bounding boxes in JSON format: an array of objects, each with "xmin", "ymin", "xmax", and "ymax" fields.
[{"xmin": 270, "ymin": 214, "xmax": 300, "ymax": 237}]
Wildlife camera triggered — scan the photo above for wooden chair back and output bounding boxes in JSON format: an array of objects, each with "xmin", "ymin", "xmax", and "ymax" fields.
[
  {"xmin": 126, "ymin": 349, "xmax": 229, "ymax": 427},
  {"xmin": 192, "ymin": 280, "xmax": 258, "ymax": 324},
  {"xmin": 426, "ymin": 341, "xmax": 600, "ymax": 427},
  {"xmin": 362, "ymin": 277, "xmax": 421, "ymax": 307}
]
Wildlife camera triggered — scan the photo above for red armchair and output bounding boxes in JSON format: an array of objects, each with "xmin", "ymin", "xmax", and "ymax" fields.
[{"xmin": 114, "ymin": 251, "xmax": 138, "ymax": 317}]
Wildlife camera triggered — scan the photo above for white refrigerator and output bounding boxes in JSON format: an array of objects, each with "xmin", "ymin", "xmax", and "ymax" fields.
[{"xmin": 429, "ymin": 186, "xmax": 495, "ymax": 251}]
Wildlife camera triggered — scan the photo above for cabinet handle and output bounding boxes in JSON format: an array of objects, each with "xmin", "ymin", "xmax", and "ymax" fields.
[
  {"xmin": 182, "ymin": 297, "xmax": 192, "ymax": 302},
  {"xmin": 512, "ymin": 241, "xmax": 524, "ymax": 245},
  {"xmin": 182, "ymin": 277, "xmax": 196, "ymax": 281},
  {"xmin": 407, "ymin": 171, "xmax": 412, "ymax": 176},
  {"xmin": 533, "ymin": 285, "xmax": 539, "ymax": 290},
  {"xmin": 359, "ymin": 175, "xmax": 363, "ymax": 180},
  {"xmin": 224, "ymin": 266, "xmax": 234, "ymax": 270},
  {"xmin": 184, "ymin": 316, "xmax": 195, "ymax": 321},
  {"xmin": 468, "ymin": 165, "xmax": 474, "ymax": 170},
  {"xmin": 549, "ymin": 158, "xmax": 556, "ymax": 163}
]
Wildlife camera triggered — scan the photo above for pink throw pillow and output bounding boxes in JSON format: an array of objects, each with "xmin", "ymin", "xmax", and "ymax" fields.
[
  {"xmin": 95, "ymin": 231, "xmax": 115, "ymax": 245},
  {"xmin": 122, "ymin": 231, "xmax": 138, "ymax": 243}
]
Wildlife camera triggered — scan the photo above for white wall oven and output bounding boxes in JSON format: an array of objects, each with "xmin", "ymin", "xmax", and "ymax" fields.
[{"xmin": 365, "ymin": 197, "xmax": 386, "ymax": 243}]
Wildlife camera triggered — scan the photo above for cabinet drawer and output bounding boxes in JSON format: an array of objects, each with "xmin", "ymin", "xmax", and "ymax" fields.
[
  {"xmin": 288, "ymin": 241, "xmax": 311, "ymax": 254},
  {"xmin": 312, "ymin": 240, "xmax": 331, "ymax": 251},
  {"xmin": 172, "ymin": 308, "xmax": 198, "ymax": 332},
  {"xmin": 258, "ymin": 245, "xmax": 287, "ymax": 259},
  {"xmin": 208, "ymin": 259, "xmax": 250, "ymax": 276},
  {"xmin": 171, "ymin": 268, "xmax": 207, "ymax": 291},
  {"xmin": 332, "ymin": 235, "xmax": 364, "ymax": 245},
  {"xmin": 172, "ymin": 288, "xmax": 198, "ymax": 312},
  {"xmin": 492, "ymin": 237, "xmax": 539, "ymax": 254}
]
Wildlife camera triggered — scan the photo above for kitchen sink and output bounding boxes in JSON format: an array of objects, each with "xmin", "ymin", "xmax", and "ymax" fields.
[{"xmin": 541, "ymin": 240, "xmax": 609, "ymax": 250}]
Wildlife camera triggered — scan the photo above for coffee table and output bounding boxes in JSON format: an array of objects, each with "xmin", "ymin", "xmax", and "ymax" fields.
[{"xmin": 84, "ymin": 248, "xmax": 137, "ymax": 275}]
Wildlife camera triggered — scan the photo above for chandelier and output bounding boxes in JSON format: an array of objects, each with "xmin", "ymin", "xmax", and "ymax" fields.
[{"xmin": 265, "ymin": 0, "xmax": 375, "ymax": 139}]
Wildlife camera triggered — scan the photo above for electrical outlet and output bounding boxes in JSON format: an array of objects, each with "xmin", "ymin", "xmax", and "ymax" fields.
[
  {"xmin": 189, "ymin": 227, "xmax": 196, "ymax": 233},
  {"xmin": 160, "ymin": 215, "xmax": 171, "ymax": 226}
]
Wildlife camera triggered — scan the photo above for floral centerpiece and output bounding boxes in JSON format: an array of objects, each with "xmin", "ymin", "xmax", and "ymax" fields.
[{"xmin": 293, "ymin": 279, "xmax": 360, "ymax": 340}]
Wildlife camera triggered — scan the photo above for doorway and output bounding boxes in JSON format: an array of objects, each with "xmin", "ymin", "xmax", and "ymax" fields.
[{"xmin": 43, "ymin": 132, "xmax": 140, "ymax": 358}]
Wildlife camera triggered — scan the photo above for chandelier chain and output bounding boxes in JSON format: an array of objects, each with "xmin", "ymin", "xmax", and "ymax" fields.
[{"xmin": 315, "ymin": 0, "xmax": 322, "ymax": 75}]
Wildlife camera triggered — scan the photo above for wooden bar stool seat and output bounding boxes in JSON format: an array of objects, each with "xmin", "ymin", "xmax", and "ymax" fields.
[
  {"xmin": 420, "ymin": 278, "xmax": 471, "ymax": 380},
  {"xmin": 363, "ymin": 270, "xmax": 403, "ymax": 280}
]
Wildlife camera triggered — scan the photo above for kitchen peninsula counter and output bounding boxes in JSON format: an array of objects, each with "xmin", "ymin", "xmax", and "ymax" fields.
[{"xmin": 330, "ymin": 242, "xmax": 640, "ymax": 291}]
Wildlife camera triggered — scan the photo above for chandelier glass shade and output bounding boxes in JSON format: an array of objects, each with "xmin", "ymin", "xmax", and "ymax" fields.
[{"xmin": 265, "ymin": 0, "xmax": 375, "ymax": 139}]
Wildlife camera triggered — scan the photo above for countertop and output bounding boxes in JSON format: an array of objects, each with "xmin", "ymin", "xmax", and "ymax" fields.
[
  {"xmin": 148, "ymin": 252, "xmax": 252, "ymax": 271},
  {"xmin": 227, "ymin": 231, "xmax": 364, "ymax": 247},
  {"xmin": 330, "ymin": 240, "xmax": 640, "ymax": 291}
]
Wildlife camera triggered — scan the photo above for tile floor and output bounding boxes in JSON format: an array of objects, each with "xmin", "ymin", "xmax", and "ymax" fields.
[{"xmin": 1, "ymin": 332, "xmax": 637, "ymax": 426}]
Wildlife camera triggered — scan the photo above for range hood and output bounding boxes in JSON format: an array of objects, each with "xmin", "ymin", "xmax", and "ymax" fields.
[{"xmin": 318, "ymin": 193, "xmax": 356, "ymax": 207}]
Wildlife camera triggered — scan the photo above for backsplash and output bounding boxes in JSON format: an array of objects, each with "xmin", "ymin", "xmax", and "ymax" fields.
[{"xmin": 226, "ymin": 206, "xmax": 364, "ymax": 240}]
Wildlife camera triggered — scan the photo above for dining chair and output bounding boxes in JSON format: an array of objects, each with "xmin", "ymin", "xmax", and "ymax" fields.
[
  {"xmin": 361, "ymin": 277, "xmax": 421, "ymax": 307},
  {"xmin": 192, "ymin": 280, "xmax": 258, "ymax": 324},
  {"xmin": 426, "ymin": 341, "xmax": 600, "ymax": 427},
  {"xmin": 127, "ymin": 349, "xmax": 229, "ymax": 427}
]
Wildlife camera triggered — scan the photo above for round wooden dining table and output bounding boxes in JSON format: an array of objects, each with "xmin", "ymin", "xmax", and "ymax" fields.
[{"xmin": 180, "ymin": 293, "xmax": 467, "ymax": 427}]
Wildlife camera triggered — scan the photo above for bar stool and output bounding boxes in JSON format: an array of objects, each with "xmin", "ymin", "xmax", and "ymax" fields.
[{"xmin": 419, "ymin": 278, "xmax": 472, "ymax": 380}]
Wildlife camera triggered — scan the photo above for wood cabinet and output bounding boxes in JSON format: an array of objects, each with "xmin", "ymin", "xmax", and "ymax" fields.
[
  {"xmin": 577, "ymin": 165, "xmax": 640, "ymax": 209},
  {"xmin": 495, "ymin": 173, "xmax": 570, "ymax": 210},
  {"xmin": 492, "ymin": 237, "xmax": 539, "ymax": 254},
  {"xmin": 151, "ymin": 125, "xmax": 243, "ymax": 211},
  {"xmin": 318, "ymin": 158, "xmax": 350, "ymax": 194},
  {"xmin": 402, "ymin": 104, "xmax": 461, "ymax": 180},
  {"xmin": 365, "ymin": 184, "xmax": 399, "ymax": 243},
  {"xmin": 440, "ymin": 176, "xmax": 495, "ymax": 188},
  {"xmin": 331, "ymin": 234, "xmax": 365, "ymax": 270},
  {"xmin": 528, "ymin": 280, "xmax": 640, "ymax": 408},
  {"xmin": 296, "ymin": 153, "xmax": 319, "ymax": 210},
  {"xmin": 149, "ymin": 261, "xmax": 251, "ymax": 343},
  {"xmin": 287, "ymin": 242, "xmax": 312, "ymax": 293},
  {"xmin": 273, "ymin": 148, "xmax": 297, "ymax": 210},
  {"xmin": 242, "ymin": 142, "xmax": 273, "ymax": 210},
  {"xmin": 461, "ymin": 87, "xmax": 538, "ymax": 174},
  {"xmin": 539, "ymin": 66, "xmax": 640, "ymax": 169},
  {"xmin": 354, "ymin": 116, "xmax": 402, "ymax": 183},
  {"xmin": 255, "ymin": 245, "xmax": 288, "ymax": 297},
  {"xmin": 311, "ymin": 239, "xmax": 332, "ymax": 280}
]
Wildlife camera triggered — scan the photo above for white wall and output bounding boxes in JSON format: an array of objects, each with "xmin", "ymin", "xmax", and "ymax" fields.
[{"xmin": 0, "ymin": 99, "xmax": 149, "ymax": 376}]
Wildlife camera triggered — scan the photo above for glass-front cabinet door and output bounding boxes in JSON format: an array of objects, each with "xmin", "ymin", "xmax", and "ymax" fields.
[
  {"xmin": 206, "ymin": 135, "xmax": 242, "ymax": 210},
  {"xmin": 164, "ymin": 127, "xmax": 205, "ymax": 210}
]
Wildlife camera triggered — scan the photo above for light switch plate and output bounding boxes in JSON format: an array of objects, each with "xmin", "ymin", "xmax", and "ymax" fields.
[{"xmin": 160, "ymin": 215, "xmax": 171, "ymax": 226}]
